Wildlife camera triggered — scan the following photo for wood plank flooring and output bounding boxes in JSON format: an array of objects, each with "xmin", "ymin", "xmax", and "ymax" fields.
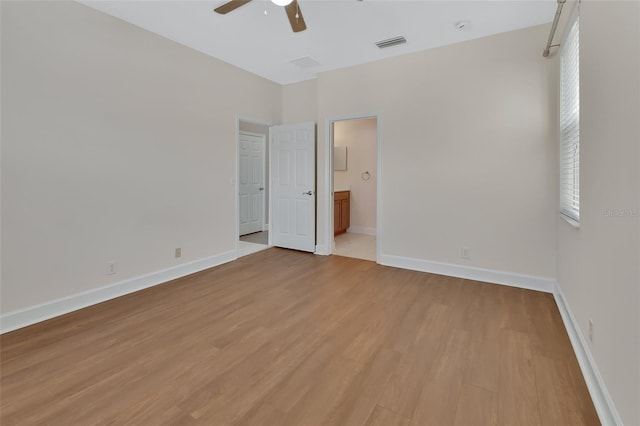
[{"xmin": 0, "ymin": 248, "xmax": 599, "ymax": 425}]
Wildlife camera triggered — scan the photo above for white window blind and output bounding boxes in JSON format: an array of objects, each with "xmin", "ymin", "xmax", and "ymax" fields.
[{"xmin": 560, "ymin": 12, "xmax": 580, "ymax": 223}]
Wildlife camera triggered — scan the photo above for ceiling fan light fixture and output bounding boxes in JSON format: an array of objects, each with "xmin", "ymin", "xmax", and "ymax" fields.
[{"xmin": 215, "ymin": 0, "xmax": 306, "ymax": 32}]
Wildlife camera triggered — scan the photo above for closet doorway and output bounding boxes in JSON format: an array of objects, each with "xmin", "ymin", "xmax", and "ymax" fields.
[{"xmin": 237, "ymin": 119, "xmax": 270, "ymax": 258}]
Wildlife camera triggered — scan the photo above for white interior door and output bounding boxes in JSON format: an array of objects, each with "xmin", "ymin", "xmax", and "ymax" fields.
[
  {"xmin": 239, "ymin": 132, "xmax": 265, "ymax": 236},
  {"xmin": 270, "ymin": 123, "xmax": 316, "ymax": 252}
]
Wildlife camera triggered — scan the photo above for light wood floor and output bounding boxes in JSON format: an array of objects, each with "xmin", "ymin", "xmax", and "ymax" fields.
[{"xmin": 1, "ymin": 248, "xmax": 599, "ymax": 426}]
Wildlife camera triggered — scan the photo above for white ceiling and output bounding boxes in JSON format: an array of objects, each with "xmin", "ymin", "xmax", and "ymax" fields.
[{"xmin": 81, "ymin": 0, "xmax": 557, "ymax": 85}]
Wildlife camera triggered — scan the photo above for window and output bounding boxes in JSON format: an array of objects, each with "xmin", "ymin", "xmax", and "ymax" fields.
[{"xmin": 560, "ymin": 11, "xmax": 580, "ymax": 224}]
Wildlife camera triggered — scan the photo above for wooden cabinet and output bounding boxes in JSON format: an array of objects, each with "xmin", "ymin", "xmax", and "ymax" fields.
[{"xmin": 334, "ymin": 191, "xmax": 350, "ymax": 235}]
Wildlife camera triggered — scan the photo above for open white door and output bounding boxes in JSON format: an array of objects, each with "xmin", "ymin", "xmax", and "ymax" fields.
[{"xmin": 270, "ymin": 123, "xmax": 316, "ymax": 252}]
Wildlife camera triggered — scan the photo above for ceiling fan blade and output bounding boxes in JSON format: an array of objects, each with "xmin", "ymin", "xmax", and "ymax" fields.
[
  {"xmin": 214, "ymin": 0, "xmax": 252, "ymax": 15},
  {"xmin": 285, "ymin": 0, "xmax": 307, "ymax": 33}
]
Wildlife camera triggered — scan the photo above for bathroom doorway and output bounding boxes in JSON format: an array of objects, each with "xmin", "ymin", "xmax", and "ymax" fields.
[{"xmin": 331, "ymin": 117, "xmax": 379, "ymax": 262}]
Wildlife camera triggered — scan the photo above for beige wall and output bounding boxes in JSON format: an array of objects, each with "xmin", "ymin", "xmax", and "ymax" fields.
[
  {"xmin": 556, "ymin": 2, "xmax": 640, "ymax": 424},
  {"xmin": 282, "ymin": 80, "xmax": 317, "ymax": 124},
  {"xmin": 1, "ymin": 1, "xmax": 282, "ymax": 313},
  {"xmin": 333, "ymin": 118, "xmax": 377, "ymax": 233},
  {"xmin": 312, "ymin": 24, "xmax": 557, "ymax": 278}
]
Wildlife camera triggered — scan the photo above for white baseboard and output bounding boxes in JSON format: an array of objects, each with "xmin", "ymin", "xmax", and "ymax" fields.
[
  {"xmin": 263, "ymin": 223, "xmax": 269, "ymax": 232},
  {"xmin": 0, "ymin": 250, "xmax": 237, "ymax": 334},
  {"xmin": 378, "ymin": 254, "xmax": 555, "ymax": 293},
  {"xmin": 553, "ymin": 284, "xmax": 622, "ymax": 426},
  {"xmin": 347, "ymin": 227, "xmax": 377, "ymax": 236}
]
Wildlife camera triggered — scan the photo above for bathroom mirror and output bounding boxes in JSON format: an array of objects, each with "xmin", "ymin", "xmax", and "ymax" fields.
[{"xmin": 334, "ymin": 146, "xmax": 347, "ymax": 171}]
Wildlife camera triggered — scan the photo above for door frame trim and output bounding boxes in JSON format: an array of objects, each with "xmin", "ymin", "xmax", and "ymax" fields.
[
  {"xmin": 324, "ymin": 113, "xmax": 382, "ymax": 263},
  {"xmin": 235, "ymin": 115, "xmax": 273, "ymax": 257}
]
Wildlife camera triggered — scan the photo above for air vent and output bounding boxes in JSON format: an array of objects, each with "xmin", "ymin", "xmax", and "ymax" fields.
[
  {"xmin": 289, "ymin": 56, "xmax": 321, "ymax": 69},
  {"xmin": 375, "ymin": 36, "xmax": 407, "ymax": 49}
]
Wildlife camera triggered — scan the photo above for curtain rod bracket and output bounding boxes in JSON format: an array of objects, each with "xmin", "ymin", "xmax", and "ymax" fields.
[{"xmin": 543, "ymin": 0, "xmax": 567, "ymax": 57}]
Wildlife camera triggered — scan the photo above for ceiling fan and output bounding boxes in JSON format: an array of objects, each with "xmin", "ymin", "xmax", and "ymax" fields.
[{"xmin": 214, "ymin": 0, "xmax": 307, "ymax": 33}]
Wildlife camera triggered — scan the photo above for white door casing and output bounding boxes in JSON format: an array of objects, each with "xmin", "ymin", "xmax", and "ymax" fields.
[
  {"xmin": 270, "ymin": 123, "xmax": 316, "ymax": 252},
  {"xmin": 239, "ymin": 132, "xmax": 265, "ymax": 236}
]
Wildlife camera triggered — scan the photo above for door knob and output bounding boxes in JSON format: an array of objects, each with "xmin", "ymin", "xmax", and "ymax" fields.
[
  {"xmin": 302, "ymin": 190, "xmax": 313, "ymax": 195},
  {"xmin": 259, "ymin": 187, "xmax": 265, "ymax": 191}
]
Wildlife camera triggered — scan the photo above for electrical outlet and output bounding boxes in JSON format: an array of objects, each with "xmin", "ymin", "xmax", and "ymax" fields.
[
  {"xmin": 461, "ymin": 247, "xmax": 471, "ymax": 259},
  {"xmin": 588, "ymin": 319, "xmax": 594, "ymax": 342},
  {"xmin": 175, "ymin": 247, "xmax": 182, "ymax": 258},
  {"xmin": 106, "ymin": 261, "xmax": 116, "ymax": 275}
]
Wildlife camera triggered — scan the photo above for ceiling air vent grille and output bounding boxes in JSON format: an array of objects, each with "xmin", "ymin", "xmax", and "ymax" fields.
[
  {"xmin": 375, "ymin": 36, "xmax": 407, "ymax": 49},
  {"xmin": 289, "ymin": 56, "xmax": 321, "ymax": 69}
]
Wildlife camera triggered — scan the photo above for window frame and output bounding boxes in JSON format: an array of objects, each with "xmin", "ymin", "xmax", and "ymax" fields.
[{"xmin": 559, "ymin": 7, "xmax": 580, "ymax": 226}]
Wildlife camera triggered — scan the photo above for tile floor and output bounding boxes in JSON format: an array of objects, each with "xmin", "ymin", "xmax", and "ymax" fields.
[
  {"xmin": 240, "ymin": 231, "xmax": 269, "ymax": 245},
  {"xmin": 333, "ymin": 232, "xmax": 376, "ymax": 262},
  {"xmin": 238, "ymin": 231, "xmax": 270, "ymax": 258},
  {"xmin": 237, "ymin": 240, "xmax": 269, "ymax": 257}
]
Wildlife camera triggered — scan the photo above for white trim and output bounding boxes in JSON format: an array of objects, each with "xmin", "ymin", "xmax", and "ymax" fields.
[
  {"xmin": 347, "ymin": 226, "xmax": 377, "ymax": 236},
  {"xmin": 263, "ymin": 222, "xmax": 269, "ymax": 232},
  {"xmin": 324, "ymin": 120, "xmax": 332, "ymax": 258},
  {"xmin": 379, "ymin": 254, "xmax": 555, "ymax": 293},
  {"xmin": 553, "ymin": 283, "xmax": 623, "ymax": 426},
  {"xmin": 376, "ymin": 117, "xmax": 382, "ymax": 265},
  {"xmin": 0, "ymin": 250, "xmax": 237, "ymax": 334},
  {"xmin": 268, "ymin": 126, "xmax": 273, "ymax": 247},
  {"xmin": 326, "ymin": 113, "xmax": 382, "ymax": 263},
  {"xmin": 314, "ymin": 244, "xmax": 330, "ymax": 255}
]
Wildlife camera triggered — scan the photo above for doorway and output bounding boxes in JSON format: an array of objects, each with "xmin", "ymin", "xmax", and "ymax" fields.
[
  {"xmin": 239, "ymin": 131, "xmax": 265, "ymax": 235},
  {"xmin": 329, "ymin": 116, "xmax": 380, "ymax": 262},
  {"xmin": 237, "ymin": 120, "xmax": 270, "ymax": 258},
  {"xmin": 236, "ymin": 119, "xmax": 317, "ymax": 258}
]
